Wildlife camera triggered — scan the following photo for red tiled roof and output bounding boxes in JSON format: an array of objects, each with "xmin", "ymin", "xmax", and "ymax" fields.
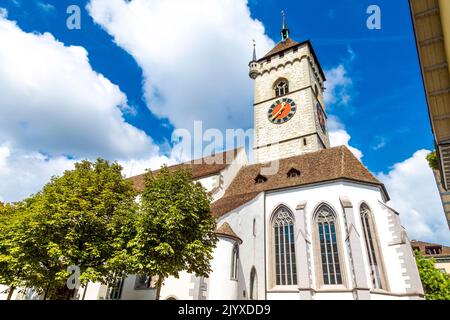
[
  {"xmin": 257, "ymin": 39, "xmax": 326, "ymax": 81},
  {"xmin": 411, "ymin": 240, "xmax": 450, "ymax": 256},
  {"xmin": 211, "ymin": 146, "xmax": 386, "ymax": 217},
  {"xmin": 129, "ymin": 148, "xmax": 241, "ymax": 192},
  {"xmin": 262, "ymin": 38, "xmax": 298, "ymax": 59},
  {"xmin": 215, "ymin": 222, "xmax": 242, "ymax": 244}
]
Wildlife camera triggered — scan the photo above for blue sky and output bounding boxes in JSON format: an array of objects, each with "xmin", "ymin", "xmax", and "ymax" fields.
[
  {"xmin": 1, "ymin": 0, "xmax": 432, "ymax": 172},
  {"xmin": 0, "ymin": 0, "xmax": 448, "ymax": 244}
]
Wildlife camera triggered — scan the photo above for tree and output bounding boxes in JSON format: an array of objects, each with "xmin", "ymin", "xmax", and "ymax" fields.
[
  {"xmin": 0, "ymin": 159, "xmax": 137, "ymax": 299},
  {"xmin": 415, "ymin": 251, "xmax": 450, "ymax": 300},
  {"xmin": 426, "ymin": 150, "xmax": 439, "ymax": 170},
  {"xmin": 0, "ymin": 201, "xmax": 27, "ymax": 300},
  {"xmin": 132, "ymin": 166, "xmax": 217, "ymax": 300}
]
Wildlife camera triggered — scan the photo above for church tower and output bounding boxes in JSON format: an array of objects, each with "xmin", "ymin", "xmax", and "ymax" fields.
[{"xmin": 249, "ymin": 13, "xmax": 330, "ymax": 163}]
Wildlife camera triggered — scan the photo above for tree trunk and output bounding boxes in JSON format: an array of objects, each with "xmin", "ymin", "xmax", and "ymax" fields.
[
  {"xmin": 6, "ymin": 286, "xmax": 15, "ymax": 300},
  {"xmin": 155, "ymin": 276, "xmax": 163, "ymax": 300},
  {"xmin": 43, "ymin": 281, "xmax": 51, "ymax": 300},
  {"xmin": 82, "ymin": 282, "xmax": 88, "ymax": 300}
]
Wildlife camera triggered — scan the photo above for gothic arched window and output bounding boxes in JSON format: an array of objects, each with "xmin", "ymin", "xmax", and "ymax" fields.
[
  {"xmin": 315, "ymin": 205, "xmax": 344, "ymax": 286},
  {"xmin": 231, "ymin": 244, "xmax": 239, "ymax": 280},
  {"xmin": 272, "ymin": 206, "xmax": 297, "ymax": 286},
  {"xmin": 274, "ymin": 79, "xmax": 289, "ymax": 97},
  {"xmin": 360, "ymin": 203, "xmax": 386, "ymax": 290},
  {"xmin": 250, "ymin": 267, "xmax": 258, "ymax": 300}
]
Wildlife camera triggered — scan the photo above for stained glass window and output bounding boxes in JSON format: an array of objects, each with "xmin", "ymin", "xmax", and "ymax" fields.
[
  {"xmin": 107, "ymin": 277, "xmax": 124, "ymax": 300},
  {"xmin": 134, "ymin": 274, "xmax": 153, "ymax": 290},
  {"xmin": 360, "ymin": 204, "xmax": 384, "ymax": 289},
  {"xmin": 273, "ymin": 207, "xmax": 297, "ymax": 286},
  {"xmin": 316, "ymin": 205, "xmax": 342, "ymax": 285}
]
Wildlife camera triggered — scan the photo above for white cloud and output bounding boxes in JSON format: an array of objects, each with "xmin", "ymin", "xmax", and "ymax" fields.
[
  {"xmin": 0, "ymin": 143, "xmax": 10, "ymax": 171},
  {"xmin": 372, "ymin": 135, "xmax": 386, "ymax": 151},
  {"xmin": 378, "ymin": 150, "xmax": 450, "ymax": 246},
  {"xmin": 0, "ymin": 14, "xmax": 177, "ymax": 202},
  {"xmin": 119, "ymin": 155, "xmax": 177, "ymax": 178},
  {"xmin": 0, "ymin": 143, "xmax": 177, "ymax": 202},
  {"xmin": 329, "ymin": 129, "xmax": 363, "ymax": 161},
  {"xmin": 0, "ymin": 14, "xmax": 156, "ymax": 160},
  {"xmin": 35, "ymin": 1, "xmax": 55, "ymax": 13},
  {"xmin": 87, "ymin": 0, "xmax": 274, "ymax": 132},
  {"xmin": 0, "ymin": 144, "xmax": 76, "ymax": 202},
  {"xmin": 323, "ymin": 59, "xmax": 361, "ymax": 160},
  {"xmin": 328, "ymin": 115, "xmax": 363, "ymax": 161},
  {"xmin": 324, "ymin": 64, "xmax": 352, "ymax": 106}
]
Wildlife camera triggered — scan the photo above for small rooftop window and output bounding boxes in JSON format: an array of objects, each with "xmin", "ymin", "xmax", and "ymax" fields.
[
  {"xmin": 254, "ymin": 174, "xmax": 268, "ymax": 184},
  {"xmin": 287, "ymin": 168, "xmax": 301, "ymax": 178}
]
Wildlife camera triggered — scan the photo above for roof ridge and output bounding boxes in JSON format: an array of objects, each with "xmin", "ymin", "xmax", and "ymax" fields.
[
  {"xmin": 187, "ymin": 147, "xmax": 241, "ymax": 165},
  {"xmin": 261, "ymin": 38, "xmax": 299, "ymax": 59}
]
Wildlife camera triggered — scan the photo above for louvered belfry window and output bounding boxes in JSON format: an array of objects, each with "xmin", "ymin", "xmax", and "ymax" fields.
[{"xmin": 275, "ymin": 80, "xmax": 289, "ymax": 97}]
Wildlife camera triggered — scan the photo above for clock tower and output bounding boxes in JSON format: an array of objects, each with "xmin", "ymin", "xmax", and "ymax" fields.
[{"xmin": 249, "ymin": 13, "xmax": 330, "ymax": 163}]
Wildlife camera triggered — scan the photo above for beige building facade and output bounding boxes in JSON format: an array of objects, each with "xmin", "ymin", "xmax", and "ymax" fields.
[
  {"xmin": 250, "ymin": 35, "xmax": 329, "ymax": 163},
  {"xmin": 410, "ymin": 0, "xmax": 450, "ymax": 229},
  {"xmin": 411, "ymin": 240, "xmax": 450, "ymax": 274}
]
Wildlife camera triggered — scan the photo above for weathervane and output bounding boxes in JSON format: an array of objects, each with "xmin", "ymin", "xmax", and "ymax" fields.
[
  {"xmin": 281, "ymin": 10, "xmax": 289, "ymax": 41},
  {"xmin": 252, "ymin": 39, "xmax": 256, "ymax": 62}
]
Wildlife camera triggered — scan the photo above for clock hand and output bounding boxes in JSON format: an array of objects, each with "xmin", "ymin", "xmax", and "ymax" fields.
[{"xmin": 271, "ymin": 102, "xmax": 286, "ymax": 121}]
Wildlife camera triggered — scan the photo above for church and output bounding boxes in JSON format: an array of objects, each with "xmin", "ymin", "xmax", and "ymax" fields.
[
  {"xmin": 3, "ymin": 15, "xmax": 424, "ymax": 301},
  {"xmin": 93, "ymin": 16, "xmax": 424, "ymax": 301}
]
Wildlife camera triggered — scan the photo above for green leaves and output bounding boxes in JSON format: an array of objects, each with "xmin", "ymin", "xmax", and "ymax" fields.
[
  {"xmin": 426, "ymin": 150, "xmax": 439, "ymax": 171},
  {"xmin": 0, "ymin": 159, "xmax": 137, "ymax": 299},
  {"xmin": 415, "ymin": 251, "xmax": 450, "ymax": 300},
  {"xmin": 132, "ymin": 166, "xmax": 218, "ymax": 298},
  {"xmin": 0, "ymin": 160, "xmax": 218, "ymax": 300}
]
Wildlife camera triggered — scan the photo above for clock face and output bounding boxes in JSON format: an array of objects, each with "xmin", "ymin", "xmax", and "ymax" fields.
[
  {"xmin": 267, "ymin": 98, "xmax": 297, "ymax": 124},
  {"xmin": 316, "ymin": 103, "xmax": 327, "ymax": 133}
]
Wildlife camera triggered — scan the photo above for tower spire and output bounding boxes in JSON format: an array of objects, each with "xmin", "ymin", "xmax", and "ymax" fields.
[
  {"xmin": 248, "ymin": 40, "xmax": 258, "ymax": 79},
  {"xmin": 281, "ymin": 10, "xmax": 289, "ymax": 41}
]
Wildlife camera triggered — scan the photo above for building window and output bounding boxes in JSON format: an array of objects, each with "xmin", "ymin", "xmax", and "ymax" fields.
[
  {"xmin": 279, "ymin": 52, "xmax": 284, "ymax": 58},
  {"xmin": 134, "ymin": 274, "xmax": 153, "ymax": 290},
  {"xmin": 287, "ymin": 168, "xmax": 300, "ymax": 178},
  {"xmin": 107, "ymin": 277, "xmax": 125, "ymax": 300},
  {"xmin": 250, "ymin": 267, "xmax": 258, "ymax": 300},
  {"xmin": 315, "ymin": 205, "xmax": 343, "ymax": 285},
  {"xmin": 231, "ymin": 244, "xmax": 239, "ymax": 280},
  {"xmin": 253, "ymin": 218, "xmax": 257, "ymax": 237},
  {"xmin": 425, "ymin": 246, "xmax": 442, "ymax": 255},
  {"xmin": 254, "ymin": 174, "xmax": 267, "ymax": 184},
  {"xmin": 274, "ymin": 79, "xmax": 289, "ymax": 97},
  {"xmin": 273, "ymin": 206, "xmax": 297, "ymax": 286},
  {"xmin": 293, "ymin": 47, "xmax": 298, "ymax": 53},
  {"xmin": 360, "ymin": 203, "xmax": 386, "ymax": 290}
]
